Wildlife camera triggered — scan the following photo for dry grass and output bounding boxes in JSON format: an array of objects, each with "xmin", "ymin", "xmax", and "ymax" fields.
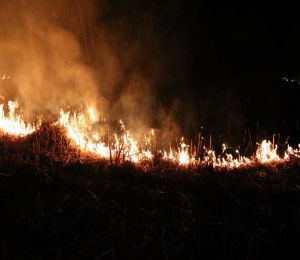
[{"xmin": 1, "ymin": 126, "xmax": 300, "ymax": 259}]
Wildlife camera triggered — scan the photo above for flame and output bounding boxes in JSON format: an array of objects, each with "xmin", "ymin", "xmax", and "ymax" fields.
[
  {"xmin": 57, "ymin": 107, "xmax": 300, "ymax": 168},
  {"xmin": 58, "ymin": 109, "xmax": 154, "ymax": 162},
  {"xmin": 1, "ymin": 99, "xmax": 300, "ymax": 169},
  {"xmin": 0, "ymin": 101, "xmax": 37, "ymax": 136},
  {"xmin": 87, "ymin": 106, "xmax": 97, "ymax": 123},
  {"xmin": 256, "ymin": 140, "xmax": 280, "ymax": 163},
  {"xmin": 179, "ymin": 138, "xmax": 190, "ymax": 165},
  {"xmin": 163, "ymin": 148, "xmax": 175, "ymax": 161},
  {"xmin": 59, "ymin": 109, "xmax": 111, "ymax": 158},
  {"xmin": 284, "ymin": 144, "xmax": 300, "ymax": 159}
]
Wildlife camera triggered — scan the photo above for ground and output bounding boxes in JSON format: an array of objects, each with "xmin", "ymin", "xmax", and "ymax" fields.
[{"xmin": 1, "ymin": 130, "xmax": 300, "ymax": 259}]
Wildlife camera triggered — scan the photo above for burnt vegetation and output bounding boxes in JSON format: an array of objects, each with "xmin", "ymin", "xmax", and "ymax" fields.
[{"xmin": 1, "ymin": 128, "xmax": 300, "ymax": 259}]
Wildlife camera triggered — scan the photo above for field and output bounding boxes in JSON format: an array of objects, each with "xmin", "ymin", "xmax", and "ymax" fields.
[
  {"xmin": 1, "ymin": 126, "xmax": 300, "ymax": 259},
  {"xmin": 1, "ymin": 1, "xmax": 300, "ymax": 259}
]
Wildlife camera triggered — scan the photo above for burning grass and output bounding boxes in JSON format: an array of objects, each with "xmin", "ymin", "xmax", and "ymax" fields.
[
  {"xmin": 1, "ymin": 108, "xmax": 300, "ymax": 178},
  {"xmin": 2, "ymin": 99, "xmax": 300, "ymax": 171},
  {"xmin": 0, "ymin": 121, "xmax": 299, "ymax": 175},
  {"xmin": 0, "ymin": 101, "xmax": 37, "ymax": 136},
  {"xmin": 1, "ymin": 109, "xmax": 300, "ymax": 259}
]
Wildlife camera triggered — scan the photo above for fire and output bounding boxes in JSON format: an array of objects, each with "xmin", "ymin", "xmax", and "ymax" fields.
[
  {"xmin": 256, "ymin": 140, "xmax": 280, "ymax": 163},
  {"xmin": 284, "ymin": 144, "xmax": 300, "ymax": 159},
  {"xmin": 179, "ymin": 138, "xmax": 190, "ymax": 165},
  {"xmin": 87, "ymin": 106, "xmax": 97, "ymax": 123},
  {"xmin": 58, "ymin": 109, "xmax": 154, "ymax": 162},
  {"xmin": 58, "ymin": 109, "xmax": 111, "ymax": 158},
  {"xmin": 0, "ymin": 100, "xmax": 37, "ymax": 136},
  {"xmin": 1, "ymin": 98, "xmax": 300, "ymax": 169},
  {"xmin": 56, "ymin": 107, "xmax": 300, "ymax": 168}
]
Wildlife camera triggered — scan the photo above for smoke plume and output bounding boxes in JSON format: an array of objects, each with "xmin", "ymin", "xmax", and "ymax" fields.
[{"xmin": 0, "ymin": 0, "xmax": 184, "ymax": 141}]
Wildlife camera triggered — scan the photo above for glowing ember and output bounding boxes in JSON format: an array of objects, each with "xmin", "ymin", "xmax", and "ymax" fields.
[{"xmin": 0, "ymin": 101, "xmax": 37, "ymax": 136}]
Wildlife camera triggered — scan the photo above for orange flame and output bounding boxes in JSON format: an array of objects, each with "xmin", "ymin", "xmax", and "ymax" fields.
[
  {"xmin": 1, "ymin": 99, "xmax": 300, "ymax": 169},
  {"xmin": 58, "ymin": 107, "xmax": 300, "ymax": 168},
  {"xmin": 0, "ymin": 101, "xmax": 37, "ymax": 136},
  {"xmin": 256, "ymin": 140, "xmax": 280, "ymax": 163},
  {"xmin": 179, "ymin": 138, "xmax": 190, "ymax": 165},
  {"xmin": 58, "ymin": 109, "xmax": 154, "ymax": 162}
]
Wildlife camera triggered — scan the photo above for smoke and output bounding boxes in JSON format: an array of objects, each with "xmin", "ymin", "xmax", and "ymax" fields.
[
  {"xmin": 0, "ymin": 0, "xmax": 106, "ymax": 116},
  {"xmin": 90, "ymin": 1, "xmax": 185, "ymax": 135},
  {"xmin": 0, "ymin": 0, "xmax": 184, "ymax": 140}
]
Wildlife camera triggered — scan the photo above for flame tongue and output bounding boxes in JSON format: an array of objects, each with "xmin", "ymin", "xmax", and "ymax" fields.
[
  {"xmin": 256, "ymin": 140, "xmax": 280, "ymax": 163},
  {"xmin": 58, "ymin": 107, "xmax": 300, "ymax": 168},
  {"xmin": 1, "ymin": 100, "xmax": 300, "ymax": 169},
  {"xmin": 59, "ymin": 109, "xmax": 111, "ymax": 158},
  {"xmin": 179, "ymin": 139, "xmax": 190, "ymax": 165},
  {"xmin": 58, "ymin": 109, "xmax": 151, "ymax": 161},
  {"xmin": 0, "ymin": 101, "xmax": 36, "ymax": 136}
]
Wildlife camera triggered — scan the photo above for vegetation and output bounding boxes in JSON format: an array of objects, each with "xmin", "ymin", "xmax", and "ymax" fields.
[{"xmin": 1, "ymin": 126, "xmax": 300, "ymax": 259}]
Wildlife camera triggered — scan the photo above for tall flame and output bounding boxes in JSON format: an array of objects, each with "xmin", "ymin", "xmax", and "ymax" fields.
[
  {"xmin": 0, "ymin": 101, "xmax": 37, "ymax": 136},
  {"xmin": 179, "ymin": 138, "xmax": 190, "ymax": 165},
  {"xmin": 256, "ymin": 140, "xmax": 280, "ymax": 163}
]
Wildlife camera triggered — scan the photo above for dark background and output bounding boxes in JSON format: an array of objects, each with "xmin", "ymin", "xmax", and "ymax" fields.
[
  {"xmin": 4, "ymin": 0, "xmax": 299, "ymax": 147},
  {"xmin": 88, "ymin": 1, "xmax": 300, "ymax": 146}
]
